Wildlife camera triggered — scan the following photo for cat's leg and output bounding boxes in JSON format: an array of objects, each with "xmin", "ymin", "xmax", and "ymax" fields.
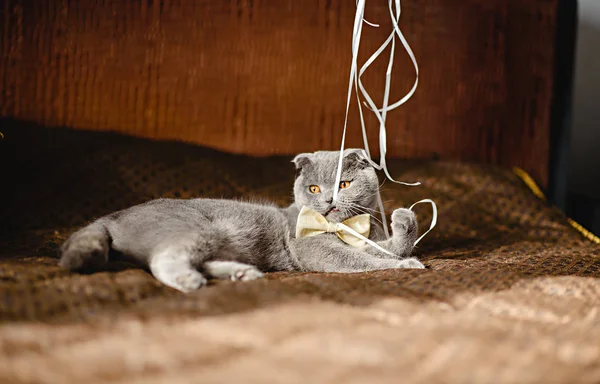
[
  {"xmin": 149, "ymin": 243, "xmax": 208, "ymax": 293},
  {"xmin": 367, "ymin": 208, "xmax": 419, "ymax": 259},
  {"xmin": 291, "ymin": 237, "xmax": 424, "ymax": 272},
  {"xmin": 311, "ymin": 249, "xmax": 424, "ymax": 272},
  {"xmin": 203, "ymin": 261, "xmax": 264, "ymax": 281},
  {"xmin": 353, "ymin": 254, "xmax": 424, "ymax": 271},
  {"xmin": 59, "ymin": 221, "xmax": 110, "ymax": 270},
  {"xmin": 388, "ymin": 207, "xmax": 419, "ymax": 256}
]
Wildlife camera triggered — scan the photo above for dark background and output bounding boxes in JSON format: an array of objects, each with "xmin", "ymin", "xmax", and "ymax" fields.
[{"xmin": 567, "ymin": 0, "xmax": 600, "ymax": 235}]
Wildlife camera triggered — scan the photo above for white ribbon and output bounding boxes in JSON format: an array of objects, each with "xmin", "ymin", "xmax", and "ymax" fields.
[
  {"xmin": 409, "ymin": 199, "xmax": 438, "ymax": 246},
  {"xmin": 338, "ymin": 222, "xmax": 396, "ymax": 256},
  {"xmin": 331, "ymin": 0, "xmax": 438, "ymax": 247}
]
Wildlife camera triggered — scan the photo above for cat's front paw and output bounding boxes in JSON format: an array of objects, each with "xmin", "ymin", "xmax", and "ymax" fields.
[
  {"xmin": 391, "ymin": 208, "xmax": 417, "ymax": 236},
  {"xmin": 394, "ymin": 257, "xmax": 425, "ymax": 269}
]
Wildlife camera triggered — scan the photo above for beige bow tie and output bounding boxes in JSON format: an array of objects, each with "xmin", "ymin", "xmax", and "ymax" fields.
[{"xmin": 295, "ymin": 206, "xmax": 371, "ymax": 248}]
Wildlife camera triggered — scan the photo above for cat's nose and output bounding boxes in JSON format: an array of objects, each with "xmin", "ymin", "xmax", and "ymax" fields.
[{"xmin": 326, "ymin": 198, "xmax": 333, "ymax": 204}]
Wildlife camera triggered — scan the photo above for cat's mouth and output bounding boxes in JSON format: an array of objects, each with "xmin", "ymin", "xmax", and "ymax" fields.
[{"xmin": 324, "ymin": 207, "xmax": 340, "ymax": 216}]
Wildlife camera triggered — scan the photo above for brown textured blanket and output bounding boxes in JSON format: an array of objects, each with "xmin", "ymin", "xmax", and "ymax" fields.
[{"xmin": 0, "ymin": 123, "xmax": 599, "ymax": 383}]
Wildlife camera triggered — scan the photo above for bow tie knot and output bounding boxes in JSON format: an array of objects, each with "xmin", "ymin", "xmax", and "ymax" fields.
[
  {"xmin": 295, "ymin": 206, "xmax": 371, "ymax": 248},
  {"xmin": 325, "ymin": 222, "xmax": 340, "ymax": 233}
]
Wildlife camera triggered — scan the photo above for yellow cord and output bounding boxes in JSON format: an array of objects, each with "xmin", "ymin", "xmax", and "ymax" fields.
[
  {"xmin": 512, "ymin": 167, "xmax": 547, "ymax": 201},
  {"xmin": 512, "ymin": 167, "xmax": 600, "ymax": 244},
  {"xmin": 566, "ymin": 218, "xmax": 600, "ymax": 244}
]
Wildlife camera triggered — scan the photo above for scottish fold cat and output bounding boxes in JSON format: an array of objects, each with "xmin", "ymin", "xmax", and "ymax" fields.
[{"xmin": 59, "ymin": 150, "xmax": 424, "ymax": 292}]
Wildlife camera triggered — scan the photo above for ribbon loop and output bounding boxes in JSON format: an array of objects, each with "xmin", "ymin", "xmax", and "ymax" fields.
[{"xmin": 409, "ymin": 199, "xmax": 438, "ymax": 246}]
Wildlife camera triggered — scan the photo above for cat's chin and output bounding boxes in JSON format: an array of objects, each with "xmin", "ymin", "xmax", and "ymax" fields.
[{"xmin": 324, "ymin": 210, "xmax": 349, "ymax": 223}]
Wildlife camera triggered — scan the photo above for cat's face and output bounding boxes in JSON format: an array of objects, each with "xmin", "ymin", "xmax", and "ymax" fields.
[{"xmin": 292, "ymin": 149, "xmax": 379, "ymax": 222}]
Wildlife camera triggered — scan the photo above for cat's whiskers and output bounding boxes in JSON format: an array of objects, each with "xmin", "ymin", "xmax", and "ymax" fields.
[
  {"xmin": 342, "ymin": 200, "xmax": 380, "ymax": 214},
  {"xmin": 362, "ymin": 189, "xmax": 389, "ymax": 200},
  {"xmin": 347, "ymin": 204, "xmax": 379, "ymax": 215},
  {"xmin": 346, "ymin": 205, "xmax": 385, "ymax": 226},
  {"xmin": 341, "ymin": 202, "xmax": 386, "ymax": 227}
]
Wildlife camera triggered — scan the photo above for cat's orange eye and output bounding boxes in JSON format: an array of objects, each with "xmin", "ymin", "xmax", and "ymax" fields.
[
  {"xmin": 339, "ymin": 181, "xmax": 351, "ymax": 189},
  {"xmin": 309, "ymin": 185, "xmax": 321, "ymax": 194}
]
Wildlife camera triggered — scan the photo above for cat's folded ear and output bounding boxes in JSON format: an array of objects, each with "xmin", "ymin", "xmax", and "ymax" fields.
[
  {"xmin": 292, "ymin": 153, "xmax": 313, "ymax": 179},
  {"xmin": 291, "ymin": 153, "xmax": 313, "ymax": 170},
  {"xmin": 344, "ymin": 149, "xmax": 371, "ymax": 170}
]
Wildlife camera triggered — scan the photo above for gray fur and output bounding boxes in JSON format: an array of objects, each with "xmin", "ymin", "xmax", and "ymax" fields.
[{"xmin": 59, "ymin": 149, "xmax": 423, "ymax": 292}]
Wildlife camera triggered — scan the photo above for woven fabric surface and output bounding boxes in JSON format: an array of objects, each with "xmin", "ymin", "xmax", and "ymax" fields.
[{"xmin": 0, "ymin": 123, "xmax": 599, "ymax": 383}]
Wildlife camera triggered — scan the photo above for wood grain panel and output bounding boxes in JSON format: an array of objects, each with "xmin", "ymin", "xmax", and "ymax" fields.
[{"xmin": 0, "ymin": 0, "xmax": 558, "ymax": 186}]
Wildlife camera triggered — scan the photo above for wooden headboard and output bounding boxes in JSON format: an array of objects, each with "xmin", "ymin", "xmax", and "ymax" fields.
[{"xmin": 0, "ymin": 0, "xmax": 563, "ymax": 187}]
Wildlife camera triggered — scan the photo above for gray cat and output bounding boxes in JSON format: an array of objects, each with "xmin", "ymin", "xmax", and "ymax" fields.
[{"xmin": 58, "ymin": 149, "xmax": 424, "ymax": 292}]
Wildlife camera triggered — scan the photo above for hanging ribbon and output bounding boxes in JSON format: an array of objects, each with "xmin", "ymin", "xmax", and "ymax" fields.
[{"xmin": 332, "ymin": 0, "xmax": 437, "ymax": 247}]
